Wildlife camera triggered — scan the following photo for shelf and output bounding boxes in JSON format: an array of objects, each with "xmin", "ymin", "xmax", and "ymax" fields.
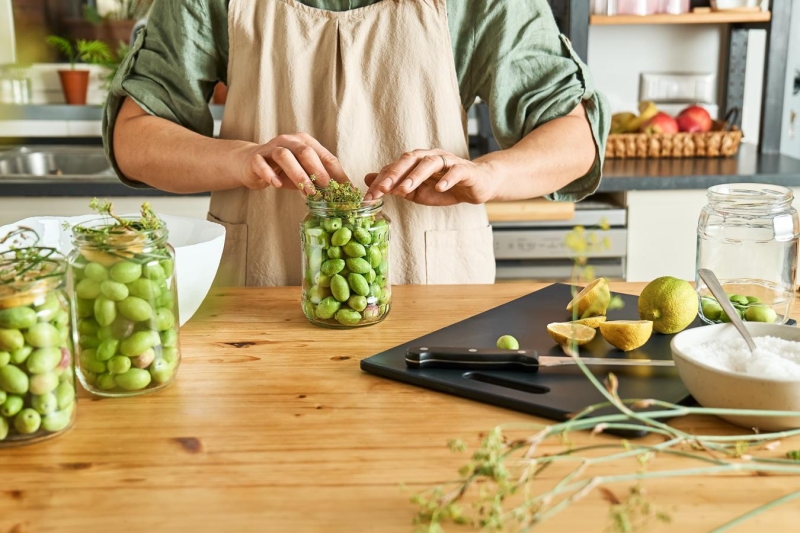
[{"xmin": 590, "ymin": 11, "xmax": 771, "ymax": 25}]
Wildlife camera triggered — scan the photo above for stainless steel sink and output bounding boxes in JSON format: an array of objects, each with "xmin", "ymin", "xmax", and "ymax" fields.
[{"xmin": 0, "ymin": 146, "xmax": 115, "ymax": 179}]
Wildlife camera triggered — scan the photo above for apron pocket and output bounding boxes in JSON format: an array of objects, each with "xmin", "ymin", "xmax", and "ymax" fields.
[
  {"xmin": 207, "ymin": 212, "xmax": 248, "ymax": 287},
  {"xmin": 424, "ymin": 225, "xmax": 496, "ymax": 285}
]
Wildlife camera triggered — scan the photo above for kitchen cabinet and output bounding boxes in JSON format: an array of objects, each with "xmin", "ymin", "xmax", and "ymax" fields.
[{"xmin": 0, "ymin": 196, "xmax": 211, "ymax": 227}]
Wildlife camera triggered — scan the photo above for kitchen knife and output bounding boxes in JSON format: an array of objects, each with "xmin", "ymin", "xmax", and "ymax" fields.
[{"xmin": 405, "ymin": 346, "xmax": 675, "ymax": 372}]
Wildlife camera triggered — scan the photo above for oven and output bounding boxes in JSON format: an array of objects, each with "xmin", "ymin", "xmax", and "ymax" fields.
[{"xmin": 492, "ymin": 196, "xmax": 627, "ymax": 282}]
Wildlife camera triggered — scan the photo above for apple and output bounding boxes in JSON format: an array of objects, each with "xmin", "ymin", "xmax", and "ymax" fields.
[
  {"xmin": 676, "ymin": 105, "xmax": 713, "ymax": 133},
  {"xmin": 640, "ymin": 112, "xmax": 679, "ymax": 134}
]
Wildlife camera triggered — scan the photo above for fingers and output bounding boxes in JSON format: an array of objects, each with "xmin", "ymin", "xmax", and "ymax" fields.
[
  {"xmin": 396, "ymin": 155, "xmax": 446, "ymax": 195},
  {"xmin": 271, "ymin": 146, "xmax": 317, "ymax": 195},
  {"xmin": 299, "ymin": 134, "xmax": 350, "ymax": 184},
  {"xmin": 244, "ymin": 152, "xmax": 281, "ymax": 190},
  {"xmin": 248, "ymin": 133, "xmax": 350, "ymax": 195},
  {"xmin": 364, "ymin": 150, "xmax": 424, "ymax": 201},
  {"xmin": 435, "ymin": 165, "xmax": 467, "ymax": 192}
]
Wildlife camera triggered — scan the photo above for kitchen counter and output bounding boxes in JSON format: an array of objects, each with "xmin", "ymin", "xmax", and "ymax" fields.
[
  {"xmin": 2, "ymin": 283, "xmax": 799, "ymax": 532},
  {"xmin": 598, "ymin": 143, "xmax": 800, "ymax": 191}
]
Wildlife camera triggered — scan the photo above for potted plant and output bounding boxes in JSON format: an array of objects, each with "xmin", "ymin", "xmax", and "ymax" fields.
[{"xmin": 45, "ymin": 36, "xmax": 112, "ymax": 105}]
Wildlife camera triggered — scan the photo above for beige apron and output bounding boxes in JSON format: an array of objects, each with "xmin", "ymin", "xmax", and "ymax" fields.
[{"xmin": 210, "ymin": 0, "xmax": 495, "ymax": 287}]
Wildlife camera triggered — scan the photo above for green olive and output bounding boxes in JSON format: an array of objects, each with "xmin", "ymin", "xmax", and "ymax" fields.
[
  {"xmin": 0, "ymin": 394, "xmax": 24, "ymax": 417},
  {"xmin": 110, "ymin": 261, "xmax": 143, "ymax": 284},
  {"xmin": 0, "ymin": 365, "xmax": 28, "ymax": 395},
  {"xmin": 744, "ymin": 305, "xmax": 778, "ymax": 323},
  {"xmin": 331, "ymin": 227, "xmax": 352, "ymax": 247},
  {"xmin": 114, "ymin": 368, "xmax": 152, "ymax": 391},
  {"xmin": 496, "ymin": 335, "xmax": 520, "ymax": 350},
  {"xmin": 0, "ymin": 328, "xmax": 24, "ymax": 352},
  {"xmin": 118, "ymin": 297, "xmax": 153, "ymax": 323},
  {"xmin": 26, "ymin": 347, "xmax": 62, "ymax": 374},
  {"xmin": 330, "ymin": 274, "xmax": 350, "ymax": 303},
  {"xmin": 107, "ymin": 355, "xmax": 132, "ymax": 375},
  {"xmin": 24, "ymin": 322, "xmax": 60, "ymax": 348},
  {"xmin": 0, "ymin": 306, "xmax": 37, "ymax": 330},
  {"xmin": 14, "ymin": 408, "xmax": 41, "ymax": 434}
]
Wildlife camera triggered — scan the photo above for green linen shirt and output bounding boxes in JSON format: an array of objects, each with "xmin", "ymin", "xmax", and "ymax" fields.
[{"xmin": 103, "ymin": 0, "xmax": 610, "ymax": 201}]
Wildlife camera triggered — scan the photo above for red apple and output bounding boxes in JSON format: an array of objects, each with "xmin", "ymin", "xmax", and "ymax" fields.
[
  {"xmin": 640, "ymin": 112, "xmax": 679, "ymax": 134},
  {"xmin": 676, "ymin": 105, "xmax": 713, "ymax": 133}
]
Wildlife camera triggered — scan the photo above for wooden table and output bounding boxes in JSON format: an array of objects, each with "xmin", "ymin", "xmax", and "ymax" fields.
[{"xmin": 2, "ymin": 283, "xmax": 799, "ymax": 532}]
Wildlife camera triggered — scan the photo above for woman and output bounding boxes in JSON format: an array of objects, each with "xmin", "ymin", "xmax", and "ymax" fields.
[{"xmin": 104, "ymin": 0, "xmax": 609, "ymax": 287}]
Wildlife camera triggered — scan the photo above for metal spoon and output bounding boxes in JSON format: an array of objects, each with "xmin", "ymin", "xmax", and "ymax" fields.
[{"xmin": 698, "ymin": 268, "xmax": 756, "ymax": 353}]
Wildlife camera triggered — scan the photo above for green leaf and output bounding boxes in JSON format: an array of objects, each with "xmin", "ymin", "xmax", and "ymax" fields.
[
  {"xmin": 45, "ymin": 35, "xmax": 76, "ymax": 65},
  {"xmin": 76, "ymin": 40, "xmax": 113, "ymax": 65}
]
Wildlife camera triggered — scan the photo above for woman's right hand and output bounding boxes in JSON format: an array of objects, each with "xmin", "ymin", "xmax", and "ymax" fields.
[{"xmin": 238, "ymin": 133, "xmax": 350, "ymax": 194}]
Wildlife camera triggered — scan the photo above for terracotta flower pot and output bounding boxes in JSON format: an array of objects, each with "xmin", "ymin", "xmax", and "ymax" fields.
[
  {"xmin": 213, "ymin": 82, "xmax": 228, "ymax": 105},
  {"xmin": 58, "ymin": 70, "xmax": 90, "ymax": 105}
]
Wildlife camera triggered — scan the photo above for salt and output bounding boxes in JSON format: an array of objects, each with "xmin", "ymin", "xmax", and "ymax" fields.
[{"xmin": 683, "ymin": 336, "xmax": 800, "ymax": 380}]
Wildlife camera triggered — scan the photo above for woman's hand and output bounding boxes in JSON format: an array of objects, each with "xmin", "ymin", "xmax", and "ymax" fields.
[
  {"xmin": 363, "ymin": 149, "xmax": 496, "ymax": 206},
  {"xmin": 239, "ymin": 133, "xmax": 350, "ymax": 194}
]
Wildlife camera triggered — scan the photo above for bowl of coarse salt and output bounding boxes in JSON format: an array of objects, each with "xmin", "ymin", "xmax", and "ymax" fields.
[{"xmin": 671, "ymin": 322, "xmax": 800, "ymax": 431}]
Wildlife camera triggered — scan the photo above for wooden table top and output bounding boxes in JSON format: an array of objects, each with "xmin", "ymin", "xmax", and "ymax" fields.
[{"xmin": 2, "ymin": 282, "xmax": 799, "ymax": 533}]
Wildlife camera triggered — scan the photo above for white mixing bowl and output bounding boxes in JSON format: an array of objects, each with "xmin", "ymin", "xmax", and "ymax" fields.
[
  {"xmin": 671, "ymin": 322, "xmax": 800, "ymax": 431},
  {"xmin": 0, "ymin": 214, "xmax": 225, "ymax": 325}
]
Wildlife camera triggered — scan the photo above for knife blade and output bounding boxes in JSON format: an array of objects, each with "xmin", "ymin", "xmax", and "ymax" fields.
[{"xmin": 405, "ymin": 346, "xmax": 675, "ymax": 372}]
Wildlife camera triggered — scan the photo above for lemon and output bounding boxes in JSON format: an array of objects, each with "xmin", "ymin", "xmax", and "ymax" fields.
[
  {"xmin": 547, "ymin": 322, "xmax": 597, "ymax": 346},
  {"xmin": 637, "ymin": 276, "xmax": 698, "ymax": 334},
  {"xmin": 571, "ymin": 316, "xmax": 607, "ymax": 329},
  {"xmin": 599, "ymin": 320, "xmax": 653, "ymax": 351},
  {"xmin": 566, "ymin": 278, "xmax": 610, "ymax": 319}
]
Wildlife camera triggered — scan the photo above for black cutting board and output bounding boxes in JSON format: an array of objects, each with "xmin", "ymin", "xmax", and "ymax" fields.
[{"xmin": 361, "ymin": 283, "xmax": 698, "ymax": 438}]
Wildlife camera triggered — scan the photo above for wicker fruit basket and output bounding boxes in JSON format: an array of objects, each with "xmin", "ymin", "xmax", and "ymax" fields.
[{"xmin": 605, "ymin": 123, "xmax": 742, "ymax": 159}]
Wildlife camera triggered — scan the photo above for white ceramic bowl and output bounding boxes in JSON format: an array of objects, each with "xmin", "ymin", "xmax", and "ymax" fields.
[
  {"xmin": 671, "ymin": 322, "xmax": 800, "ymax": 431},
  {"xmin": 0, "ymin": 214, "xmax": 225, "ymax": 325}
]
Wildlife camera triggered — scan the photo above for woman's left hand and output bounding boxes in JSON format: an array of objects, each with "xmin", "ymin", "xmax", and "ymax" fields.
[{"xmin": 363, "ymin": 149, "xmax": 496, "ymax": 206}]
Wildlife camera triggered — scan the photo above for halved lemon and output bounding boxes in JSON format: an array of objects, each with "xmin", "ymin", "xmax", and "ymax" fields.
[
  {"xmin": 566, "ymin": 278, "xmax": 611, "ymax": 319},
  {"xmin": 547, "ymin": 322, "xmax": 597, "ymax": 346},
  {"xmin": 599, "ymin": 320, "xmax": 653, "ymax": 351},
  {"xmin": 571, "ymin": 316, "xmax": 607, "ymax": 329}
]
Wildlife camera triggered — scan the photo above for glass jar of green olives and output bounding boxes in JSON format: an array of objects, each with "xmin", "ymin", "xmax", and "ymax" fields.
[
  {"xmin": 69, "ymin": 218, "xmax": 181, "ymax": 397},
  {"xmin": 696, "ymin": 184, "xmax": 800, "ymax": 325},
  {"xmin": 301, "ymin": 199, "xmax": 391, "ymax": 327},
  {"xmin": 0, "ymin": 233, "xmax": 76, "ymax": 447}
]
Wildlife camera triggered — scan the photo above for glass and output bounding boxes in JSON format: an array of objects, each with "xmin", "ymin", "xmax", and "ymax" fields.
[
  {"xmin": 68, "ymin": 218, "xmax": 181, "ymax": 397},
  {"xmin": 0, "ymin": 65, "xmax": 32, "ymax": 104},
  {"xmin": 301, "ymin": 200, "xmax": 391, "ymax": 328},
  {"xmin": 696, "ymin": 184, "xmax": 800, "ymax": 325},
  {"xmin": 0, "ymin": 262, "xmax": 76, "ymax": 447}
]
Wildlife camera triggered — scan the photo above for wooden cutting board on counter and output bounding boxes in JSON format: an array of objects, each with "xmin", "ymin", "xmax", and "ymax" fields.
[{"xmin": 485, "ymin": 199, "xmax": 575, "ymax": 222}]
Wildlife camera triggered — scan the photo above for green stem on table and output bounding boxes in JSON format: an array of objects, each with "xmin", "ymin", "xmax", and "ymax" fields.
[{"xmin": 709, "ymin": 488, "xmax": 800, "ymax": 533}]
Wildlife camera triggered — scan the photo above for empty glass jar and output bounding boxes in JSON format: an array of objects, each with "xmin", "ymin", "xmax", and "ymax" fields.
[
  {"xmin": 301, "ymin": 199, "xmax": 391, "ymax": 328},
  {"xmin": 696, "ymin": 183, "xmax": 800, "ymax": 325}
]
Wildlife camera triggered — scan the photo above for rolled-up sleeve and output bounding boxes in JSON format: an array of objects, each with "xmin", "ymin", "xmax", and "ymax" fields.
[
  {"xmin": 102, "ymin": 0, "xmax": 229, "ymax": 188},
  {"xmin": 467, "ymin": 0, "xmax": 611, "ymax": 202}
]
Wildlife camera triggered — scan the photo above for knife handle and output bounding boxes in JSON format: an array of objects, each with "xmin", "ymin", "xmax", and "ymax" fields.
[{"xmin": 405, "ymin": 346, "xmax": 540, "ymax": 372}]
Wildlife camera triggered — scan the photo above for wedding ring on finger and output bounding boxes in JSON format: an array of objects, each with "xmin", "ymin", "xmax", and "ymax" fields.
[{"xmin": 439, "ymin": 155, "xmax": 450, "ymax": 174}]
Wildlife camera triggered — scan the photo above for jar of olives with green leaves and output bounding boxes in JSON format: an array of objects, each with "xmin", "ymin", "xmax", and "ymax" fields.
[
  {"xmin": 0, "ymin": 228, "xmax": 76, "ymax": 447},
  {"xmin": 69, "ymin": 200, "xmax": 181, "ymax": 397},
  {"xmin": 301, "ymin": 186, "xmax": 391, "ymax": 328}
]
